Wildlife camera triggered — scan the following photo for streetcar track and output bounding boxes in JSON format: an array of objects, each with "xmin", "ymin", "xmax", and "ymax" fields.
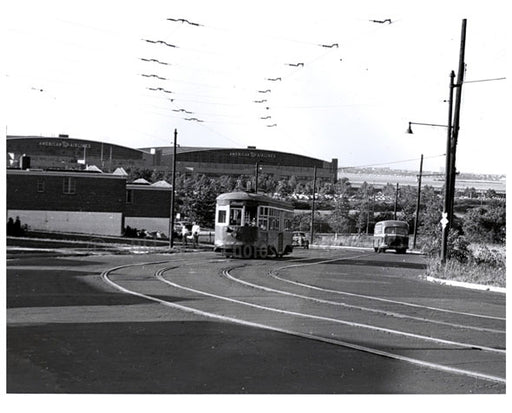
[
  {"xmin": 222, "ymin": 266, "xmax": 505, "ymax": 334},
  {"xmin": 155, "ymin": 266, "xmax": 504, "ymax": 354},
  {"xmin": 100, "ymin": 260, "xmax": 505, "ymax": 384},
  {"xmin": 271, "ymin": 256, "xmax": 506, "ymax": 321}
]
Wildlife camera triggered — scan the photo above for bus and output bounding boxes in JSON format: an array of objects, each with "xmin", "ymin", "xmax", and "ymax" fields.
[
  {"xmin": 214, "ymin": 191, "xmax": 294, "ymax": 258},
  {"xmin": 373, "ymin": 220, "xmax": 409, "ymax": 254}
]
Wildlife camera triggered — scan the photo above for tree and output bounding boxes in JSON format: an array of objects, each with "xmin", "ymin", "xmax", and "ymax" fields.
[
  {"xmin": 485, "ymin": 189, "xmax": 497, "ymax": 199},
  {"xmin": 463, "ymin": 187, "xmax": 478, "ymax": 199},
  {"xmin": 329, "ymin": 194, "xmax": 353, "ymax": 233},
  {"xmin": 417, "ymin": 186, "xmax": 443, "ymax": 238},
  {"xmin": 275, "ymin": 179, "xmax": 292, "ymax": 197},
  {"xmin": 398, "ymin": 185, "xmax": 419, "ymax": 228},
  {"xmin": 462, "ymin": 201, "xmax": 506, "ymax": 243},
  {"xmin": 181, "ymin": 175, "xmax": 219, "ymax": 228},
  {"xmin": 353, "ymin": 182, "xmax": 375, "ymax": 234},
  {"xmin": 334, "ymin": 177, "xmax": 351, "ymax": 198}
]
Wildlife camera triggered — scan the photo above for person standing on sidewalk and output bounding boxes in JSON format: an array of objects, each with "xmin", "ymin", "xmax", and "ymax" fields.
[
  {"xmin": 181, "ymin": 224, "xmax": 189, "ymax": 246},
  {"xmin": 192, "ymin": 222, "xmax": 200, "ymax": 248}
]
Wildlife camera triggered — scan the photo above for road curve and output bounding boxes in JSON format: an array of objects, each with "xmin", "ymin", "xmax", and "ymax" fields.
[{"xmin": 102, "ymin": 249, "xmax": 506, "ymax": 390}]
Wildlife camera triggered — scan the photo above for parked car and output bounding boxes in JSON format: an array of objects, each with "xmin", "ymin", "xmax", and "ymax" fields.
[{"xmin": 292, "ymin": 231, "xmax": 309, "ymax": 249}]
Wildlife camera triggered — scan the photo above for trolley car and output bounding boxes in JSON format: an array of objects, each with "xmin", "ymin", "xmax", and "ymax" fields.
[
  {"xmin": 373, "ymin": 220, "xmax": 409, "ymax": 254},
  {"xmin": 214, "ymin": 191, "xmax": 294, "ymax": 258}
]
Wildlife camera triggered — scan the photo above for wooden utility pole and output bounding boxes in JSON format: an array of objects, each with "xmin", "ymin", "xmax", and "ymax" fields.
[
  {"xmin": 255, "ymin": 161, "xmax": 259, "ymax": 193},
  {"xmin": 310, "ymin": 166, "xmax": 317, "ymax": 246},
  {"xmin": 413, "ymin": 154, "xmax": 424, "ymax": 249},
  {"xmin": 442, "ymin": 19, "xmax": 466, "ymax": 264},
  {"xmin": 441, "ymin": 71, "xmax": 455, "ymax": 263},
  {"xmin": 394, "ymin": 183, "xmax": 399, "ymax": 220},
  {"xmin": 169, "ymin": 129, "xmax": 177, "ymax": 249},
  {"xmin": 449, "ymin": 18, "xmax": 466, "ymax": 224}
]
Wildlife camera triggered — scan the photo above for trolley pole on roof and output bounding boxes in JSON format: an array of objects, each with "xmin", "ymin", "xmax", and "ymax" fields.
[
  {"xmin": 310, "ymin": 166, "xmax": 317, "ymax": 245},
  {"xmin": 169, "ymin": 129, "xmax": 177, "ymax": 249}
]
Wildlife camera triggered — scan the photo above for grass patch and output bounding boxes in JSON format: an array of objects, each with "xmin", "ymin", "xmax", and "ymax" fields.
[{"xmin": 425, "ymin": 244, "xmax": 506, "ymax": 288}]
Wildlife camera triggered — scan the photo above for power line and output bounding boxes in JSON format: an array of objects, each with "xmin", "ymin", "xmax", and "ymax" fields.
[
  {"xmin": 340, "ymin": 154, "xmax": 445, "ymax": 169},
  {"xmin": 463, "ymin": 77, "xmax": 506, "ymax": 84}
]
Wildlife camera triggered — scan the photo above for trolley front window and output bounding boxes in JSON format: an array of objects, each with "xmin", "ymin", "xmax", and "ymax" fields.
[
  {"xmin": 217, "ymin": 210, "xmax": 227, "ymax": 224},
  {"xmin": 229, "ymin": 208, "xmax": 243, "ymax": 225}
]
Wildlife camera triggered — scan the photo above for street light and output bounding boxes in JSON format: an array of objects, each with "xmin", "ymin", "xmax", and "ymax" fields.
[
  {"xmin": 407, "ymin": 120, "xmax": 453, "ymax": 260},
  {"xmin": 406, "ymin": 122, "xmax": 450, "ymax": 134},
  {"xmin": 407, "ymin": 72, "xmax": 459, "ymax": 264}
]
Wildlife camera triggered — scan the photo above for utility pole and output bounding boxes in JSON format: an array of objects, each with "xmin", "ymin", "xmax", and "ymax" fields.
[
  {"xmin": 413, "ymin": 154, "xmax": 424, "ymax": 249},
  {"xmin": 441, "ymin": 19, "xmax": 466, "ymax": 264},
  {"xmin": 310, "ymin": 166, "xmax": 317, "ymax": 246},
  {"xmin": 449, "ymin": 18, "xmax": 466, "ymax": 224},
  {"xmin": 169, "ymin": 129, "xmax": 177, "ymax": 249},
  {"xmin": 394, "ymin": 183, "xmax": 399, "ymax": 220},
  {"xmin": 254, "ymin": 161, "xmax": 259, "ymax": 193},
  {"xmin": 441, "ymin": 71, "xmax": 455, "ymax": 263}
]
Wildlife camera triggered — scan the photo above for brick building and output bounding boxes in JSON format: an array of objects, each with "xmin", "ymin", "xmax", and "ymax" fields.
[
  {"xmin": 7, "ymin": 169, "xmax": 127, "ymax": 236},
  {"xmin": 124, "ymin": 182, "xmax": 172, "ymax": 234}
]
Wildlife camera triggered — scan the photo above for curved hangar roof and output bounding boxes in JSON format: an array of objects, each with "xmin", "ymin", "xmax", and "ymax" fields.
[
  {"xmin": 7, "ymin": 135, "xmax": 149, "ymax": 160},
  {"xmin": 139, "ymin": 146, "xmax": 331, "ymax": 168},
  {"xmin": 7, "ymin": 136, "xmax": 334, "ymax": 170}
]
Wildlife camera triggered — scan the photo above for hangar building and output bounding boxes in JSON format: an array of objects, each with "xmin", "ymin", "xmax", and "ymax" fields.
[{"xmin": 7, "ymin": 135, "xmax": 338, "ymax": 183}]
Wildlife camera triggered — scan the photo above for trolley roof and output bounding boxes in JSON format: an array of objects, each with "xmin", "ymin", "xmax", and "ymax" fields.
[{"xmin": 216, "ymin": 191, "xmax": 293, "ymax": 210}]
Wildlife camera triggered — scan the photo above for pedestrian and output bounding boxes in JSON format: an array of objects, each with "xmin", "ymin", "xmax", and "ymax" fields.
[
  {"xmin": 192, "ymin": 222, "xmax": 200, "ymax": 248},
  {"xmin": 7, "ymin": 217, "xmax": 14, "ymax": 236},
  {"xmin": 14, "ymin": 216, "xmax": 21, "ymax": 236},
  {"xmin": 181, "ymin": 224, "xmax": 189, "ymax": 246}
]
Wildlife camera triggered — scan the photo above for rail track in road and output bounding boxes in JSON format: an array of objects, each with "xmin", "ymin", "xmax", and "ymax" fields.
[{"xmin": 101, "ymin": 249, "xmax": 506, "ymax": 388}]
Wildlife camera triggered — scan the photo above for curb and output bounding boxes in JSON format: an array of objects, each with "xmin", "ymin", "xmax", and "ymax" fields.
[
  {"xmin": 424, "ymin": 275, "xmax": 506, "ymax": 294},
  {"xmin": 310, "ymin": 245, "xmax": 424, "ymax": 255}
]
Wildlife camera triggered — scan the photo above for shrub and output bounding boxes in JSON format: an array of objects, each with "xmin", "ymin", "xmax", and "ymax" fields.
[
  {"xmin": 425, "ymin": 241, "xmax": 506, "ymax": 288},
  {"xmin": 421, "ymin": 232, "xmax": 473, "ymax": 263}
]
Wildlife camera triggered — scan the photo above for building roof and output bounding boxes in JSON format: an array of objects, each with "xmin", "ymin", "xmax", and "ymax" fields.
[
  {"xmin": 132, "ymin": 178, "xmax": 150, "ymax": 185},
  {"xmin": 139, "ymin": 145, "xmax": 331, "ymax": 164},
  {"xmin": 113, "ymin": 167, "xmax": 128, "ymax": 176},
  {"xmin": 85, "ymin": 165, "xmax": 103, "ymax": 172},
  {"xmin": 6, "ymin": 168, "xmax": 126, "ymax": 179},
  {"xmin": 7, "ymin": 135, "xmax": 150, "ymax": 157},
  {"xmin": 151, "ymin": 180, "xmax": 172, "ymax": 188}
]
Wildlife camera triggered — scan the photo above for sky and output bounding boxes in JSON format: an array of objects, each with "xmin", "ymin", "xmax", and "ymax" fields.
[{"xmin": 1, "ymin": 0, "xmax": 508, "ymax": 174}]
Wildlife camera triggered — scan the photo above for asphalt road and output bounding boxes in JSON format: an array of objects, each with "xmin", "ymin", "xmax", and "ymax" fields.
[{"xmin": 6, "ymin": 247, "xmax": 506, "ymax": 394}]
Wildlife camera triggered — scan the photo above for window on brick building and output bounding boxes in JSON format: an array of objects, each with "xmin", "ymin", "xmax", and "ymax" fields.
[
  {"xmin": 63, "ymin": 177, "xmax": 76, "ymax": 194},
  {"xmin": 126, "ymin": 189, "xmax": 133, "ymax": 204},
  {"xmin": 37, "ymin": 179, "xmax": 45, "ymax": 193}
]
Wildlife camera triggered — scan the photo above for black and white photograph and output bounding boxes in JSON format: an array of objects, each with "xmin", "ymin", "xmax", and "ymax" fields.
[{"xmin": 3, "ymin": 0, "xmax": 507, "ymax": 409}]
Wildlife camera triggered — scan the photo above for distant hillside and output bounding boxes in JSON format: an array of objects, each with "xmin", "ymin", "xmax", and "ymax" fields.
[
  {"xmin": 338, "ymin": 167, "xmax": 506, "ymax": 193},
  {"xmin": 340, "ymin": 167, "xmax": 505, "ymax": 181}
]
